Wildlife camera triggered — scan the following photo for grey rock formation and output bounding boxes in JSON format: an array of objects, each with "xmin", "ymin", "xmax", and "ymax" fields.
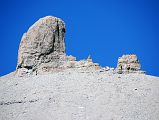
[
  {"xmin": 116, "ymin": 54, "xmax": 141, "ymax": 74},
  {"xmin": 61, "ymin": 55, "xmax": 100, "ymax": 72},
  {"xmin": 16, "ymin": 16, "xmax": 144, "ymax": 77},
  {"xmin": 16, "ymin": 16, "xmax": 66, "ymax": 76},
  {"xmin": 16, "ymin": 16, "xmax": 102, "ymax": 76}
]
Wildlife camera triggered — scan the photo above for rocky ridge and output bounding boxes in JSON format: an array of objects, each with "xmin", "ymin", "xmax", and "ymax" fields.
[{"xmin": 15, "ymin": 16, "xmax": 143, "ymax": 77}]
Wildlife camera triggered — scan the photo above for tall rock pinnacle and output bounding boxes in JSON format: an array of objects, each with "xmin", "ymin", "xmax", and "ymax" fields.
[{"xmin": 16, "ymin": 16, "xmax": 66, "ymax": 75}]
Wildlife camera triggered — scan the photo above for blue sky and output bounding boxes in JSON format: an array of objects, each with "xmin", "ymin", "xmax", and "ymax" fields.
[{"xmin": 0, "ymin": 0, "xmax": 159, "ymax": 76}]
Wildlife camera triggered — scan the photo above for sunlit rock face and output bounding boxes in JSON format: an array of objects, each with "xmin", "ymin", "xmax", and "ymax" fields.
[
  {"xmin": 116, "ymin": 54, "xmax": 141, "ymax": 74},
  {"xmin": 16, "ymin": 16, "xmax": 100, "ymax": 76},
  {"xmin": 16, "ymin": 16, "xmax": 144, "ymax": 77},
  {"xmin": 16, "ymin": 16, "xmax": 66, "ymax": 75}
]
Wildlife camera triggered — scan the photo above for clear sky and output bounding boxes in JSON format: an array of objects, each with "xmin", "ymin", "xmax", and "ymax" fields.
[{"xmin": 0, "ymin": 0, "xmax": 159, "ymax": 76}]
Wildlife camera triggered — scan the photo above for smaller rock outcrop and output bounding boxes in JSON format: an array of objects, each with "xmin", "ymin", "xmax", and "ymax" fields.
[
  {"xmin": 64, "ymin": 55, "xmax": 100, "ymax": 71},
  {"xmin": 116, "ymin": 54, "xmax": 141, "ymax": 74}
]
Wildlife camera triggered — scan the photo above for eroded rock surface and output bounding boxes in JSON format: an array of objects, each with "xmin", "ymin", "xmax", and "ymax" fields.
[
  {"xmin": 16, "ymin": 16, "xmax": 66, "ymax": 76},
  {"xmin": 16, "ymin": 16, "xmax": 101, "ymax": 76},
  {"xmin": 16, "ymin": 16, "xmax": 144, "ymax": 77},
  {"xmin": 116, "ymin": 54, "xmax": 142, "ymax": 74}
]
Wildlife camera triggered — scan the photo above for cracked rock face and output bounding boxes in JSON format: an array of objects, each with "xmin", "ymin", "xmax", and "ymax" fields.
[
  {"xmin": 116, "ymin": 54, "xmax": 141, "ymax": 73},
  {"xmin": 16, "ymin": 16, "xmax": 66, "ymax": 75}
]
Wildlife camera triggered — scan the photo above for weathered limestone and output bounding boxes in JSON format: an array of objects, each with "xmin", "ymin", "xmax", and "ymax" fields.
[
  {"xmin": 63, "ymin": 55, "xmax": 100, "ymax": 71},
  {"xmin": 16, "ymin": 16, "xmax": 101, "ymax": 76},
  {"xmin": 16, "ymin": 16, "xmax": 66, "ymax": 76},
  {"xmin": 66, "ymin": 55, "xmax": 76, "ymax": 61},
  {"xmin": 74, "ymin": 55, "xmax": 100, "ymax": 70},
  {"xmin": 116, "ymin": 54, "xmax": 141, "ymax": 74},
  {"xmin": 15, "ymin": 16, "xmax": 144, "ymax": 76}
]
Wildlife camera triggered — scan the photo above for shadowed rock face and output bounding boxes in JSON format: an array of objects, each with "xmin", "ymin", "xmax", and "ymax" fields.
[{"xmin": 17, "ymin": 16, "xmax": 66, "ymax": 72}]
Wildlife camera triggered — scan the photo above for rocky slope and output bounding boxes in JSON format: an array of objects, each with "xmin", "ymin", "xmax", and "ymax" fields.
[
  {"xmin": 0, "ymin": 70, "xmax": 159, "ymax": 120},
  {"xmin": 0, "ymin": 16, "xmax": 159, "ymax": 120}
]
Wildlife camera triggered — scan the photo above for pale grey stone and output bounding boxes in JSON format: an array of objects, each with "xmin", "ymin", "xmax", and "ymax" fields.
[
  {"xmin": 66, "ymin": 55, "xmax": 76, "ymax": 61},
  {"xmin": 116, "ymin": 54, "xmax": 142, "ymax": 74},
  {"xmin": 1, "ymin": 69, "xmax": 159, "ymax": 120},
  {"xmin": 16, "ymin": 16, "xmax": 145, "ymax": 77},
  {"xmin": 16, "ymin": 16, "xmax": 66, "ymax": 75}
]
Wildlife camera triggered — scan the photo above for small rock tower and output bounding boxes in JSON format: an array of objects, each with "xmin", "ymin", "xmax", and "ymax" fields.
[{"xmin": 116, "ymin": 54, "xmax": 141, "ymax": 74}]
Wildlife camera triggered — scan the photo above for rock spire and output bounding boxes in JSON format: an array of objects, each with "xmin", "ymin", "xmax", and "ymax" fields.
[{"xmin": 16, "ymin": 16, "xmax": 66, "ymax": 76}]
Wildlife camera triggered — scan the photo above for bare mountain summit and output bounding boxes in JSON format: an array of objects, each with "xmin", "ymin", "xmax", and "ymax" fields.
[{"xmin": 0, "ymin": 16, "xmax": 159, "ymax": 120}]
